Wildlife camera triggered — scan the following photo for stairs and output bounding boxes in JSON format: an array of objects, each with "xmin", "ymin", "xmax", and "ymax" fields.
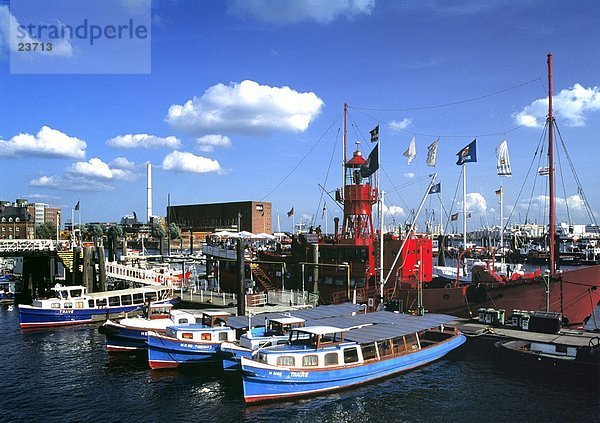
[
  {"xmin": 57, "ymin": 250, "xmax": 83, "ymax": 273},
  {"xmin": 251, "ymin": 265, "xmax": 277, "ymax": 292}
]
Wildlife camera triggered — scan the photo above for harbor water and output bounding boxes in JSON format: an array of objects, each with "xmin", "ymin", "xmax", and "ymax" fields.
[{"xmin": 2, "ymin": 306, "xmax": 598, "ymax": 422}]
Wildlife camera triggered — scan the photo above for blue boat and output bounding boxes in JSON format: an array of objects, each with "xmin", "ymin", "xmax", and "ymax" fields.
[
  {"xmin": 18, "ymin": 284, "xmax": 174, "ymax": 329},
  {"xmin": 221, "ymin": 316, "xmax": 306, "ymax": 372},
  {"xmin": 147, "ymin": 310, "xmax": 236, "ymax": 369},
  {"xmin": 241, "ymin": 318, "xmax": 466, "ymax": 403},
  {"xmin": 98, "ymin": 307, "xmax": 200, "ymax": 352}
]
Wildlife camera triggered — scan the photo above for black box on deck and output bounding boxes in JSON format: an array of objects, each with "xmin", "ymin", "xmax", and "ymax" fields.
[{"xmin": 528, "ymin": 311, "xmax": 562, "ymax": 334}]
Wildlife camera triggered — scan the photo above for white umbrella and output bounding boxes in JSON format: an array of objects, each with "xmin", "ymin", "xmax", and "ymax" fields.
[
  {"xmin": 212, "ymin": 230, "xmax": 239, "ymax": 238},
  {"xmin": 254, "ymin": 232, "xmax": 276, "ymax": 240}
]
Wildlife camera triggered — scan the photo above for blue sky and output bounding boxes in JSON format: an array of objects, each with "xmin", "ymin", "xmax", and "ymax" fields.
[{"xmin": 0, "ymin": 0, "xmax": 599, "ymax": 231}]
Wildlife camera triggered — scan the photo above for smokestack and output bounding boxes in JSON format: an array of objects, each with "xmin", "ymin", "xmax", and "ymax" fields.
[{"xmin": 147, "ymin": 163, "xmax": 152, "ymax": 223}]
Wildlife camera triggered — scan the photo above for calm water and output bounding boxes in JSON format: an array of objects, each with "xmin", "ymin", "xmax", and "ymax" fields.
[{"xmin": 1, "ymin": 306, "xmax": 598, "ymax": 423}]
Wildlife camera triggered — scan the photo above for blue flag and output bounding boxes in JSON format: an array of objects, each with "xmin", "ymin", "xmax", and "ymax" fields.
[
  {"xmin": 428, "ymin": 183, "xmax": 441, "ymax": 194},
  {"xmin": 456, "ymin": 139, "xmax": 477, "ymax": 165},
  {"xmin": 360, "ymin": 144, "xmax": 379, "ymax": 178}
]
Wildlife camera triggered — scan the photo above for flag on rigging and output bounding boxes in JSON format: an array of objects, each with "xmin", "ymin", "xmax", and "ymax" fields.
[
  {"xmin": 426, "ymin": 139, "xmax": 439, "ymax": 167},
  {"xmin": 538, "ymin": 166, "xmax": 550, "ymax": 176},
  {"xmin": 369, "ymin": 125, "xmax": 379, "ymax": 143},
  {"xmin": 74, "ymin": 200, "xmax": 80, "ymax": 211},
  {"xmin": 360, "ymin": 144, "xmax": 379, "ymax": 178},
  {"xmin": 496, "ymin": 140, "xmax": 512, "ymax": 176},
  {"xmin": 495, "ymin": 188, "xmax": 502, "ymax": 196},
  {"xmin": 456, "ymin": 139, "xmax": 477, "ymax": 165},
  {"xmin": 428, "ymin": 183, "xmax": 441, "ymax": 194},
  {"xmin": 450, "ymin": 213, "xmax": 459, "ymax": 221},
  {"xmin": 287, "ymin": 207, "xmax": 294, "ymax": 218},
  {"xmin": 403, "ymin": 137, "xmax": 416, "ymax": 164}
]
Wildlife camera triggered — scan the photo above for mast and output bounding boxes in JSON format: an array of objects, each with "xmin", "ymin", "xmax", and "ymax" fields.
[
  {"xmin": 342, "ymin": 102, "xmax": 347, "ymax": 202},
  {"xmin": 463, "ymin": 164, "xmax": 467, "ymax": 248},
  {"xmin": 500, "ymin": 185, "xmax": 504, "ymax": 263},
  {"xmin": 548, "ymin": 53, "xmax": 556, "ymax": 274},
  {"xmin": 379, "ymin": 190, "xmax": 385, "ymax": 307}
]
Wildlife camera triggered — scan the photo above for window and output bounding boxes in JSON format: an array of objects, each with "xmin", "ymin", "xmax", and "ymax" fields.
[
  {"xmin": 75, "ymin": 302, "xmax": 84, "ymax": 309},
  {"xmin": 178, "ymin": 318, "xmax": 189, "ymax": 324},
  {"xmin": 277, "ymin": 356, "xmax": 295, "ymax": 366},
  {"xmin": 361, "ymin": 343, "xmax": 377, "ymax": 360},
  {"xmin": 64, "ymin": 302, "xmax": 72, "ymax": 308},
  {"xmin": 132, "ymin": 293, "xmax": 144, "ymax": 304},
  {"xmin": 302, "ymin": 355, "xmax": 319, "ymax": 367},
  {"xmin": 324, "ymin": 353, "xmax": 338, "ymax": 366},
  {"xmin": 108, "ymin": 296, "xmax": 120, "ymax": 306},
  {"xmin": 182, "ymin": 333, "xmax": 193, "ymax": 340},
  {"xmin": 71, "ymin": 289, "xmax": 82, "ymax": 297},
  {"xmin": 218, "ymin": 332, "xmax": 228, "ymax": 341},
  {"xmin": 324, "ymin": 276, "xmax": 333, "ymax": 285},
  {"xmin": 121, "ymin": 295, "xmax": 132, "ymax": 305},
  {"xmin": 145, "ymin": 292, "xmax": 156, "ymax": 302},
  {"xmin": 201, "ymin": 333, "xmax": 212, "ymax": 341},
  {"xmin": 256, "ymin": 204, "xmax": 264, "ymax": 211},
  {"xmin": 344, "ymin": 347, "xmax": 359, "ymax": 364},
  {"xmin": 88, "ymin": 300, "xmax": 95, "ymax": 308},
  {"xmin": 51, "ymin": 302, "xmax": 61, "ymax": 308},
  {"xmin": 96, "ymin": 298, "xmax": 107, "ymax": 307}
]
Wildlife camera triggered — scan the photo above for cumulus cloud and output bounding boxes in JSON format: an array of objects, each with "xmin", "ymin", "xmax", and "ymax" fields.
[
  {"xmin": 389, "ymin": 118, "xmax": 412, "ymax": 130},
  {"xmin": 0, "ymin": 5, "xmax": 73, "ymax": 57},
  {"xmin": 162, "ymin": 151, "xmax": 221, "ymax": 174},
  {"xmin": 30, "ymin": 175, "xmax": 61, "ymax": 188},
  {"xmin": 403, "ymin": 172, "xmax": 415, "ymax": 178},
  {"xmin": 166, "ymin": 80, "xmax": 324, "ymax": 136},
  {"xmin": 111, "ymin": 157, "xmax": 135, "ymax": 170},
  {"xmin": 196, "ymin": 134, "xmax": 232, "ymax": 153},
  {"xmin": 107, "ymin": 134, "xmax": 181, "ymax": 149},
  {"xmin": 228, "ymin": 0, "xmax": 375, "ymax": 23},
  {"xmin": 464, "ymin": 192, "xmax": 487, "ymax": 214},
  {"xmin": 383, "ymin": 204, "xmax": 405, "ymax": 216},
  {"xmin": 68, "ymin": 157, "xmax": 135, "ymax": 181},
  {"xmin": 514, "ymin": 84, "xmax": 600, "ymax": 127},
  {"xmin": 0, "ymin": 126, "xmax": 86, "ymax": 158},
  {"xmin": 29, "ymin": 174, "xmax": 114, "ymax": 191}
]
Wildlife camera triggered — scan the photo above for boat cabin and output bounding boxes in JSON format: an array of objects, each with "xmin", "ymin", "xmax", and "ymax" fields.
[
  {"xmin": 265, "ymin": 316, "xmax": 305, "ymax": 336},
  {"xmin": 200, "ymin": 310, "xmax": 231, "ymax": 328}
]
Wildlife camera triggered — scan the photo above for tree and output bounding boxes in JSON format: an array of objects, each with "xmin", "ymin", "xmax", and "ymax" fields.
[
  {"xmin": 106, "ymin": 225, "xmax": 123, "ymax": 239},
  {"xmin": 168, "ymin": 223, "xmax": 181, "ymax": 240},
  {"xmin": 87, "ymin": 224, "xmax": 104, "ymax": 240},
  {"xmin": 151, "ymin": 224, "xmax": 166, "ymax": 240},
  {"xmin": 36, "ymin": 222, "xmax": 56, "ymax": 239}
]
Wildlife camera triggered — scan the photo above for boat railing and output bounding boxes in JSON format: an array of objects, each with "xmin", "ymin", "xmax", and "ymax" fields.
[{"xmin": 267, "ymin": 290, "xmax": 318, "ymax": 307}]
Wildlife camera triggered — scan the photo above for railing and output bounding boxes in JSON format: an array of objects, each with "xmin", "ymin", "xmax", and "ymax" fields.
[
  {"xmin": 202, "ymin": 245, "xmax": 238, "ymax": 260},
  {"xmin": 105, "ymin": 261, "xmax": 176, "ymax": 287},
  {"xmin": 246, "ymin": 293, "xmax": 268, "ymax": 307},
  {"xmin": 0, "ymin": 239, "xmax": 56, "ymax": 253},
  {"xmin": 187, "ymin": 289, "xmax": 237, "ymax": 306},
  {"xmin": 267, "ymin": 290, "xmax": 318, "ymax": 307}
]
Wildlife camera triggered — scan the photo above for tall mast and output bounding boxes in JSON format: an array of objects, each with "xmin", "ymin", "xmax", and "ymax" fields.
[
  {"xmin": 463, "ymin": 164, "xmax": 467, "ymax": 248},
  {"xmin": 342, "ymin": 102, "xmax": 347, "ymax": 200},
  {"xmin": 548, "ymin": 53, "xmax": 556, "ymax": 274}
]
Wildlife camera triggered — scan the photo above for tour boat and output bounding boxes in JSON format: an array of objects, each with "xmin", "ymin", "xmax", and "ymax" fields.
[
  {"xmin": 18, "ymin": 284, "xmax": 174, "ymax": 329},
  {"xmin": 240, "ymin": 318, "xmax": 466, "ymax": 403},
  {"xmin": 147, "ymin": 310, "xmax": 236, "ymax": 369}
]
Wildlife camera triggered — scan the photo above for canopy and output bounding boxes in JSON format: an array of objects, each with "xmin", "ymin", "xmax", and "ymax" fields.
[
  {"xmin": 237, "ymin": 231, "xmax": 255, "ymax": 238},
  {"xmin": 211, "ymin": 230, "xmax": 239, "ymax": 238},
  {"xmin": 254, "ymin": 232, "xmax": 276, "ymax": 240}
]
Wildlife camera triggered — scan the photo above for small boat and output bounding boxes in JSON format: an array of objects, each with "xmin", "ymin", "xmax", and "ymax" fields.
[
  {"xmin": 220, "ymin": 316, "xmax": 306, "ymax": 372},
  {"xmin": 147, "ymin": 310, "xmax": 236, "ymax": 369},
  {"xmin": 240, "ymin": 320, "xmax": 466, "ymax": 403},
  {"xmin": 18, "ymin": 284, "xmax": 174, "ymax": 329},
  {"xmin": 0, "ymin": 275, "xmax": 16, "ymax": 304},
  {"xmin": 495, "ymin": 336, "xmax": 600, "ymax": 382},
  {"xmin": 98, "ymin": 306, "xmax": 199, "ymax": 352}
]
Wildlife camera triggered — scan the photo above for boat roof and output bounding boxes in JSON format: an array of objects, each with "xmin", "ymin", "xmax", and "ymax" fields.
[
  {"xmin": 270, "ymin": 317, "xmax": 305, "ymax": 325},
  {"xmin": 227, "ymin": 302, "xmax": 366, "ymax": 329},
  {"xmin": 293, "ymin": 326, "xmax": 346, "ymax": 336},
  {"xmin": 87, "ymin": 286, "xmax": 170, "ymax": 298},
  {"xmin": 202, "ymin": 310, "xmax": 231, "ymax": 317},
  {"xmin": 342, "ymin": 322, "xmax": 444, "ymax": 344}
]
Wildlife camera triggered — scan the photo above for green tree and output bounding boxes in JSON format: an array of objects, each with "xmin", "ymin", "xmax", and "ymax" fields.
[
  {"xmin": 151, "ymin": 224, "xmax": 166, "ymax": 240},
  {"xmin": 36, "ymin": 221, "xmax": 56, "ymax": 239},
  {"xmin": 168, "ymin": 223, "xmax": 181, "ymax": 240},
  {"xmin": 106, "ymin": 225, "xmax": 123, "ymax": 240},
  {"xmin": 87, "ymin": 224, "xmax": 104, "ymax": 240}
]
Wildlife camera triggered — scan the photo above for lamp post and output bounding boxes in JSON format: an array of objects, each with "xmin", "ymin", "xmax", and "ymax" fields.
[{"xmin": 543, "ymin": 269, "xmax": 551, "ymax": 312}]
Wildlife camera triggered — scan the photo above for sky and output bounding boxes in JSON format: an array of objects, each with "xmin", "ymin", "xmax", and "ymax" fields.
[{"xmin": 0, "ymin": 0, "xmax": 599, "ymax": 232}]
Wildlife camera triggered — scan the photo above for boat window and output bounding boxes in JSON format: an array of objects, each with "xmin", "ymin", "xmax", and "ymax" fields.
[
  {"xmin": 324, "ymin": 352, "xmax": 339, "ymax": 366},
  {"xmin": 182, "ymin": 333, "xmax": 193, "ymax": 340},
  {"xmin": 121, "ymin": 295, "xmax": 132, "ymax": 305},
  {"xmin": 361, "ymin": 343, "xmax": 377, "ymax": 360},
  {"xmin": 344, "ymin": 347, "xmax": 359, "ymax": 364},
  {"xmin": 334, "ymin": 277, "xmax": 345, "ymax": 286},
  {"xmin": 108, "ymin": 296, "xmax": 120, "ymax": 306},
  {"xmin": 377, "ymin": 340, "xmax": 392, "ymax": 356},
  {"xmin": 356, "ymin": 277, "xmax": 366, "ymax": 288},
  {"xmin": 302, "ymin": 355, "xmax": 319, "ymax": 367},
  {"xmin": 132, "ymin": 293, "xmax": 144, "ymax": 304},
  {"xmin": 51, "ymin": 302, "xmax": 61, "ymax": 308},
  {"xmin": 277, "ymin": 340, "xmax": 288, "ymax": 345},
  {"xmin": 556, "ymin": 345, "xmax": 567, "ymax": 354},
  {"xmin": 218, "ymin": 332, "xmax": 228, "ymax": 341},
  {"xmin": 145, "ymin": 292, "xmax": 156, "ymax": 302},
  {"xmin": 360, "ymin": 248, "xmax": 368, "ymax": 263},
  {"xmin": 70, "ymin": 289, "xmax": 82, "ymax": 297},
  {"xmin": 64, "ymin": 302, "xmax": 72, "ymax": 308},
  {"xmin": 201, "ymin": 333, "xmax": 212, "ymax": 341},
  {"xmin": 178, "ymin": 318, "xmax": 189, "ymax": 324},
  {"xmin": 75, "ymin": 301, "xmax": 84, "ymax": 309},
  {"xmin": 324, "ymin": 276, "xmax": 333, "ymax": 285},
  {"xmin": 96, "ymin": 298, "xmax": 107, "ymax": 307},
  {"xmin": 277, "ymin": 356, "xmax": 295, "ymax": 366}
]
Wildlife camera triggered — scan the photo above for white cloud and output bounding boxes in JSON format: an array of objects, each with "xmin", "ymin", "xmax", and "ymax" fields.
[
  {"xmin": 514, "ymin": 84, "xmax": 600, "ymax": 128},
  {"xmin": 0, "ymin": 5, "xmax": 73, "ymax": 57},
  {"xmin": 301, "ymin": 213, "xmax": 312, "ymax": 220},
  {"xmin": 383, "ymin": 204, "xmax": 405, "ymax": 216},
  {"xmin": 465, "ymin": 192, "xmax": 487, "ymax": 214},
  {"xmin": 29, "ymin": 175, "xmax": 61, "ymax": 188},
  {"xmin": 228, "ymin": 0, "xmax": 375, "ymax": 23},
  {"xmin": 111, "ymin": 157, "xmax": 135, "ymax": 170},
  {"xmin": 196, "ymin": 134, "xmax": 232, "ymax": 153},
  {"xmin": 403, "ymin": 172, "xmax": 415, "ymax": 178},
  {"xmin": 389, "ymin": 118, "xmax": 412, "ymax": 130},
  {"xmin": 107, "ymin": 134, "xmax": 181, "ymax": 149},
  {"xmin": 0, "ymin": 126, "xmax": 86, "ymax": 158},
  {"xmin": 68, "ymin": 157, "xmax": 134, "ymax": 181},
  {"xmin": 166, "ymin": 80, "xmax": 324, "ymax": 136},
  {"xmin": 29, "ymin": 174, "xmax": 115, "ymax": 192},
  {"xmin": 162, "ymin": 151, "xmax": 221, "ymax": 174}
]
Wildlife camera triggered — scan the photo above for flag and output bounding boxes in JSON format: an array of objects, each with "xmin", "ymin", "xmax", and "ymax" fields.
[
  {"xmin": 496, "ymin": 140, "xmax": 512, "ymax": 176},
  {"xmin": 456, "ymin": 139, "xmax": 477, "ymax": 165},
  {"xmin": 322, "ymin": 203, "xmax": 327, "ymax": 219},
  {"xmin": 287, "ymin": 207, "xmax": 294, "ymax": 218},
  {"xmin": 538, "ymin": 166, "xmax": 549, "ymax": 176},
  {"xmin": 403, "ymin": 137, "xmax": 416, "ymax": 165},
  {"xmin": 428, "ymin": 183, "xmax": 441, "ymax": 194},
  {"xmin": 360, "ymin": 144, "xmax": 379, "ymax": 178},
  {"xmin": 369, "ymin": 125, "xmax": 379, "ymax": 143},
  {"xmin": 426, "ymin": 139, "xmax": 439, "ymax": 167},
  {"xmin": 450, "ymin": 213, "xmax": 459, "ymax": 221},
  {"xmin": 74, "ymin": 200, "xmax": 80, "ymax": 211},
  {"xmin": 495, "ymin": 188, "xmax": 502, "ymax": 196}
]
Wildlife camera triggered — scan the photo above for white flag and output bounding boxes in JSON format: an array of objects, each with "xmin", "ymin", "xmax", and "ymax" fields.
[
  {"xmin": 496, "ymin": 140, "xmax": 512, "ymax": 176},
  {"xmin": 426, "ymin": 139, "xmax": 439, "ymax": 167},
  {"xmin": 403, "ymin": 137, "xmax": 416, "ymax": 165}
]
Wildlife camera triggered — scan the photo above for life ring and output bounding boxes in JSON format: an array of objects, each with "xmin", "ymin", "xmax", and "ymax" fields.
[{"xmin": 445, "ymin": 283, "xmax": 452, "ymax": 289}]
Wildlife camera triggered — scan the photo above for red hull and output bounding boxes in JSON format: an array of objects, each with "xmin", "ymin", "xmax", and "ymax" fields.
[{"xmin": 149, "ymin": 360, "xmax": 179, "ymax": 370}]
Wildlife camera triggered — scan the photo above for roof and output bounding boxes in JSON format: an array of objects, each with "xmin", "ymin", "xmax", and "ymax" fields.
[
  {"xmin": 305, "ymin": 311, "xmax": 457, "ymax": 331},
  {"xmin": 346, "ymin": 150, "xmax": 367, "ymax": 167},
  {"xmin": 202, "ymin": 310, "xmax": 231, "ymax": 317},
  {"xmin": 270, "ymin": 317, "xmax": 305, "ymax": 325},
  {"xmin": 294, "ymin": 326, "xmax": 346, "ymax": 336}
]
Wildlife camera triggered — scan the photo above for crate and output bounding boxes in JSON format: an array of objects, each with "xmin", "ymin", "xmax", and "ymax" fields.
[{"xmin": 528, "ymin": 311, "xmax": 562, "ymax": 334}]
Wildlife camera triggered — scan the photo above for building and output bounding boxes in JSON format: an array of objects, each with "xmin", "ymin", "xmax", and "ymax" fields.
[
  {"xmin": 167, "ymin": 201, "xmax": 272, "ymax": 234},
  {"xmin": 0, "ymin": 199, "xmax": 61, "ymax": 239}
]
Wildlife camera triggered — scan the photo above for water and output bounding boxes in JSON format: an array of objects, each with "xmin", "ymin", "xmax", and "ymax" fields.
[{"xmin": 1, "ymin": 306, "xmax": 598, "ymax": 422}]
